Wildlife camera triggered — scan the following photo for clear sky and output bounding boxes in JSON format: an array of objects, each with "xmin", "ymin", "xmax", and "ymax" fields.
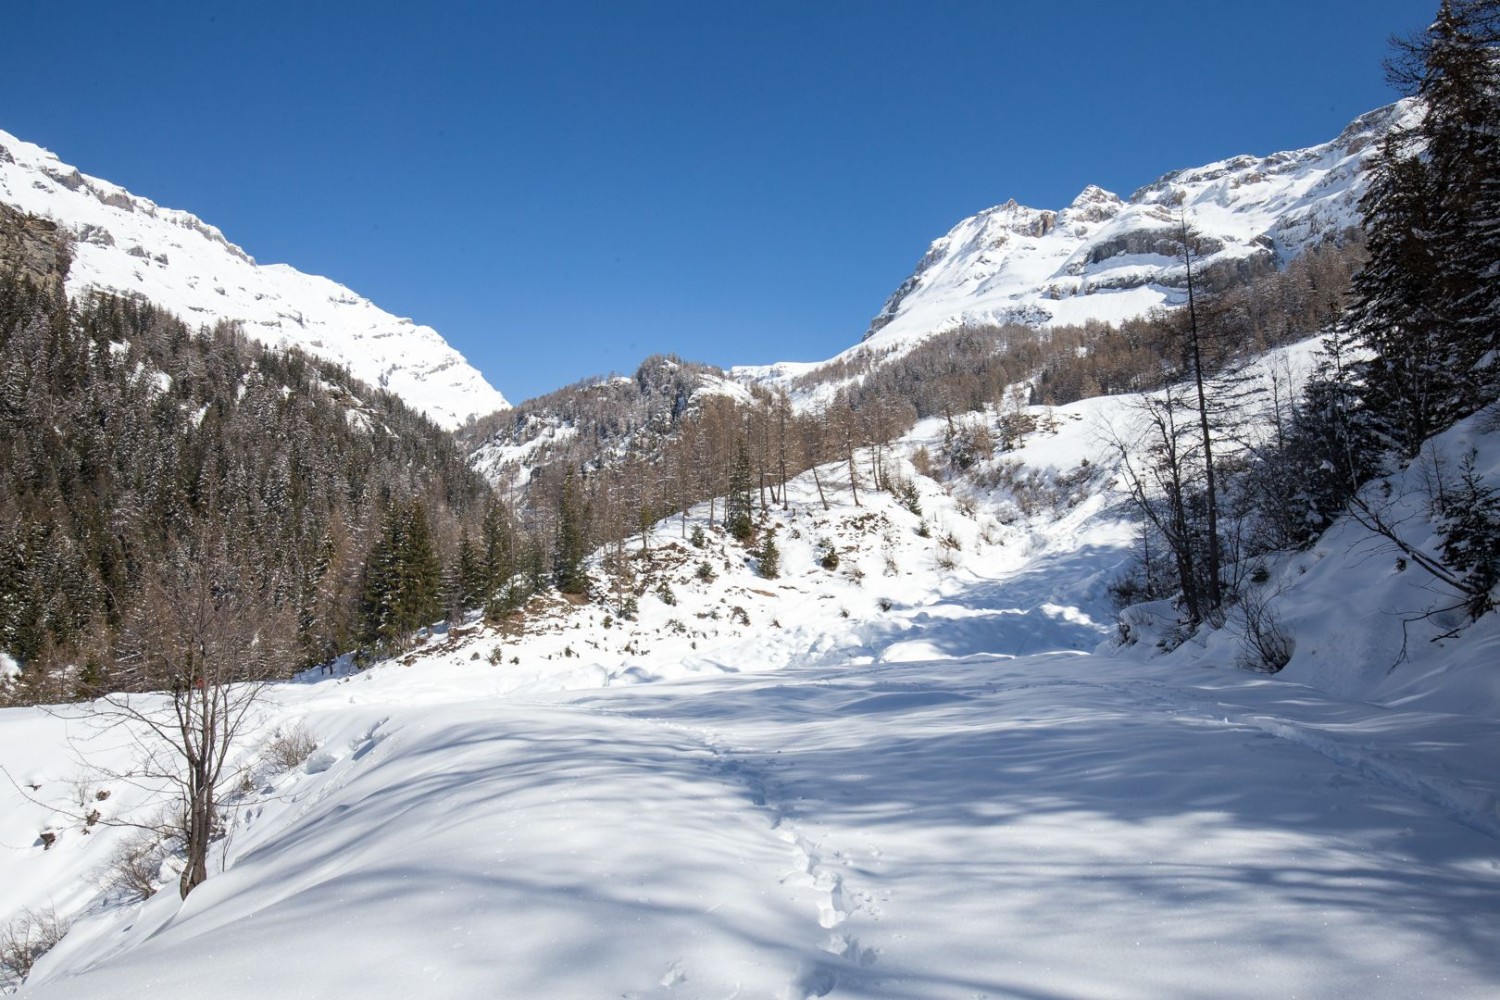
[{"xmin": 1, "ymin": 1, "xmax": 1431, "ymax": 404}]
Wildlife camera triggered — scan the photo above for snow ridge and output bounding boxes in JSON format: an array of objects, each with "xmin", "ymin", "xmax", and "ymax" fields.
[
  {"xmin": 860, "ymin": 101, "xmax": 1412, "ymax": 350},
  {"xmin": 0, "ymin": 128, "xmax": 508, "ymax": 429},
  {"xmin": 735, "ymin": 101, "xmax": 1418, "ymax": 398}
]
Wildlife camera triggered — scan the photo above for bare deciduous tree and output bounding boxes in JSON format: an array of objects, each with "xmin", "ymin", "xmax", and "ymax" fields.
[{"xmin": 94, "ymin": 544, "xmax": 297, "ymax": 899}]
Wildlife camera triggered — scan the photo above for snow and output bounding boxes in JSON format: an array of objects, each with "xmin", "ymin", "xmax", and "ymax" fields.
[
  {"xmin": 4, "ymin": 337, "xmax": 1498, "ymax": 998},
  {"xmin": 8, "ymin": 627, "xmax": 1498, "ymax": 997},
  {"xmin": 734, "ymin": 102, "xmax": 1422, "ymax": 406},
  {"xmin": 0, "ymin": 129, "xmax": 508, "ymax": 429}
]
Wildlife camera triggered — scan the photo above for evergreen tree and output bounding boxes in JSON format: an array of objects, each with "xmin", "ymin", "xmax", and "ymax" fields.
[
  {"xmin": 454, "ymin": 532, "xmax": 486, "ymax": 617},
  {"xmin": 361, "ymin": 503, "xmax": 410, "ymax": 648},
  {"xmin": 400, "ymin": 499, "xmax": 443, "ymax": 630},
  {"xmin": 1277, "ymin": 330, "xmax": 1381, "ymax": 543},
  {"xmin": 726, "ymin": 442, "xmax": 755, "ymax": 543},
  {"xmin": 1347, "ymin": 135, "xmax": 1453, "ymax": 456},
  {"xmin": 553, "ymin": 470, "xmax": 590, "ymax": 595},
  {"xmin": 360, "ymin": 499, "xmax": 442, "ymax": 649},
  {"xmin": 757, "ymin": 535, "xmax": 780, "ymax": 579},
  {"xmin": 1437, "ymin": 451, "xmax": 1500, "ymax": 619},
  {"xmin": 1352, "ymin": 1, "xmax": 1500, "ymax": 454}
]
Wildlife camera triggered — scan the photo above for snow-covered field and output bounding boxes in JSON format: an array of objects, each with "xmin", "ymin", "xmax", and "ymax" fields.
[
  {"xmin": 4, "ymin": 359, "xmax": 1498, "ymax": 998},
  {"xmin": 11, "ymin": 648, "xmax": 1499, "ymax": 999}
]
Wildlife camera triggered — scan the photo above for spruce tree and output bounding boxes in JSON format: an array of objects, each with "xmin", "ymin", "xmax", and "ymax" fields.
[
  {"xmin": 1352, "ymin": 1, "xmax": 1500, "ymax": 453},
  {"xmin": 360, "ymin": 499, "xmax": 442, "ymax": 648},
  {"xmin": 1347, "ymin": 133, "xmax": 1451, "ymax": 456},
  {"xmin": 361, "ymin": 503, "xmax": 409, "ymax": 648},
  {"xmin": 1437, "ymin": 451, "xmax": 1500, "ymax": 619},
  {"xmin": 553, "ymin": 470, "xmax": 590, "ymax": 595},
  {"xmin": 400, "ymin": 499, "xmax": 442, "ymax": 631},
  {"xmin": 726, "ymin": 442, "xmax": 755, "ymax": 543}
]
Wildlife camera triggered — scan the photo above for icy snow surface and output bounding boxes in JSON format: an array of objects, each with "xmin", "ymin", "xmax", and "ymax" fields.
[
  {"xmin": 4, "ymin": 343, "xmax": 1499, "ymax": 998},
  {"xmin": 0, "ymin": 129, "xmax": 507, "ymax": 429}
]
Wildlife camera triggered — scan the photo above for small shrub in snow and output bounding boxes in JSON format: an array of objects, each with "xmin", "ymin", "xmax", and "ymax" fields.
[
  {"xmin": 655, "ymin": 580, "xmax": 677, "ymax": 606},
  {"xmin": 695, "ymin": 561, "xmax": 716, "ymax": 583},
  {"xmin": 620, "ymin": 596, "xmax": 639, "ymax": 620},
  {"xmin": 1233, "ymin": 588, "xmax": 1295, "ymax": 673},
  {"xmin": 0, "ymin": 906, "xmax": 70, "ymax": 990},
  {"xmin": 817, "ymin": 538, "xmax": 840, "ymax": 571},
  {"xmin": 96, "ymin": 832, "xmax": 163, "ymax": 902},
  {"xmin": 263, "ymin": 723, "xmax": 319, "ymax": 772},
  {"xmin": 690, "ymin": 525, "xmax": 706, "ymax": 548},
  {"xmin": 730, "ymin": 606, "xmax": 750, "ymax": 626}
]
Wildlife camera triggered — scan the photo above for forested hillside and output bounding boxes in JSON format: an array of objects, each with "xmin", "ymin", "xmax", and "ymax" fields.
[{"xmin": 0, "ymin": 218, "xmax": 506, "ymax": 701}]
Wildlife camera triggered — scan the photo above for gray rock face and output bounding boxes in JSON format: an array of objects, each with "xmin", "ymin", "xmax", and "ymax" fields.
[{"xmin": 0, "ymin": 202, "xmax": 69, "ymax": 294}]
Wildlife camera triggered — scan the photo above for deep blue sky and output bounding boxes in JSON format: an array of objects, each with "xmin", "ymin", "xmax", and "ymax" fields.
[{"xmin": 2, "ymin": 1, "xmax": 1429, "ymax": 403}]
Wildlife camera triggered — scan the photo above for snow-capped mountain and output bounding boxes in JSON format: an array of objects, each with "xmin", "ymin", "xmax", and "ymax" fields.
[
  {"xmin": 863, "ymin": 101, "xmax": 1412, "ymax": 348},
  {"xmin": 0, "ymin": 128, "xmax": 508, "ymax": 429},
  {"xmin": 740, "ymin": 100, "xmax": 1415, "ymax": 395}
]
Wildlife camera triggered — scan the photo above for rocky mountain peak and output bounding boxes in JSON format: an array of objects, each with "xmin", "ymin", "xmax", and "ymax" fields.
[{"xmin": 847, "ymin": 101, "xmax": 1411, "ymax": 356}]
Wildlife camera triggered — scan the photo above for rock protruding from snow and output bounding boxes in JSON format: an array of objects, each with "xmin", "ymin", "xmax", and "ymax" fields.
[
  {"xmin": 0, "ymin": 128, "xmax": 509, "ymax": 429},
  {"xmin": 855, "ymin": 101, "xmax": 1416, "ymax": 353}
]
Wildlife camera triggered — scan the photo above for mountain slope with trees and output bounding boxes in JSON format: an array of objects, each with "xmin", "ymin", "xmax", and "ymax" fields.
[{"xmin": 0, "ymin": 217, "xmax": 507, "ymax": 702}]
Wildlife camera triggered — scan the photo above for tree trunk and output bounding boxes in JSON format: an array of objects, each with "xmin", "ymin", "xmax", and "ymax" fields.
[{"xmin": 1182, "ymin": 217, "xmax": 1222, "ymax": 613}]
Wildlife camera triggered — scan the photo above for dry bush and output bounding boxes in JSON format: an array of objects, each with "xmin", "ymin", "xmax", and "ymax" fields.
[
  {"xmin": 1233, "ymin": 587, "xmax": 1295, "ymax": 673},
  {"xmin": 94, "ymin": 831, "xmax": 164, "ymax": 903},
  {"xmin": 0, "ymin": 906, "xmax": 71, "ymax": 989},
  {"xmin": 262, "ymin": 723, "xmax": 319, "ymax": 772}
]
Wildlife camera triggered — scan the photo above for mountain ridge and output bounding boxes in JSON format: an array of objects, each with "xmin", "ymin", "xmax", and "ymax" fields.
[
  {"xmin": 0, "ymin": 128, "xmax": 508, "ymax": 429},
  {"xmin": 860, "ymin": 101, "xmax": 1412, "ymax": 348},
  {"xmin": 734, "ymin": 100, "xmax": 1415, "ymax": 402}
]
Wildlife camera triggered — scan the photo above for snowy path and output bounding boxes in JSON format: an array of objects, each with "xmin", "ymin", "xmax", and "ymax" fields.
[{"xmin": 16, "ymin": 648, "xmax": 1499, "ymax": 999}]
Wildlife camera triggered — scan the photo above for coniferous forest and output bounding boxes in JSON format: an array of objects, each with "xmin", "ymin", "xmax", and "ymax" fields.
[{"xmin": 0, "ymin": 223, "xmax": 524, "ymax": 701}]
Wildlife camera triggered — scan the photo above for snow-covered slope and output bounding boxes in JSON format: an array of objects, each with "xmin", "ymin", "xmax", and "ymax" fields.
[
  {"xmin": 738, "ymin": 101, "xmax": 1415, "ymax": 394},
  {"xmin": 0, "ymin": 129, "xmax": 508, "ymax": 429},
  {"xmin": 5, "ymin": 358, "xmax": 1499, "ymax": 996}
]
